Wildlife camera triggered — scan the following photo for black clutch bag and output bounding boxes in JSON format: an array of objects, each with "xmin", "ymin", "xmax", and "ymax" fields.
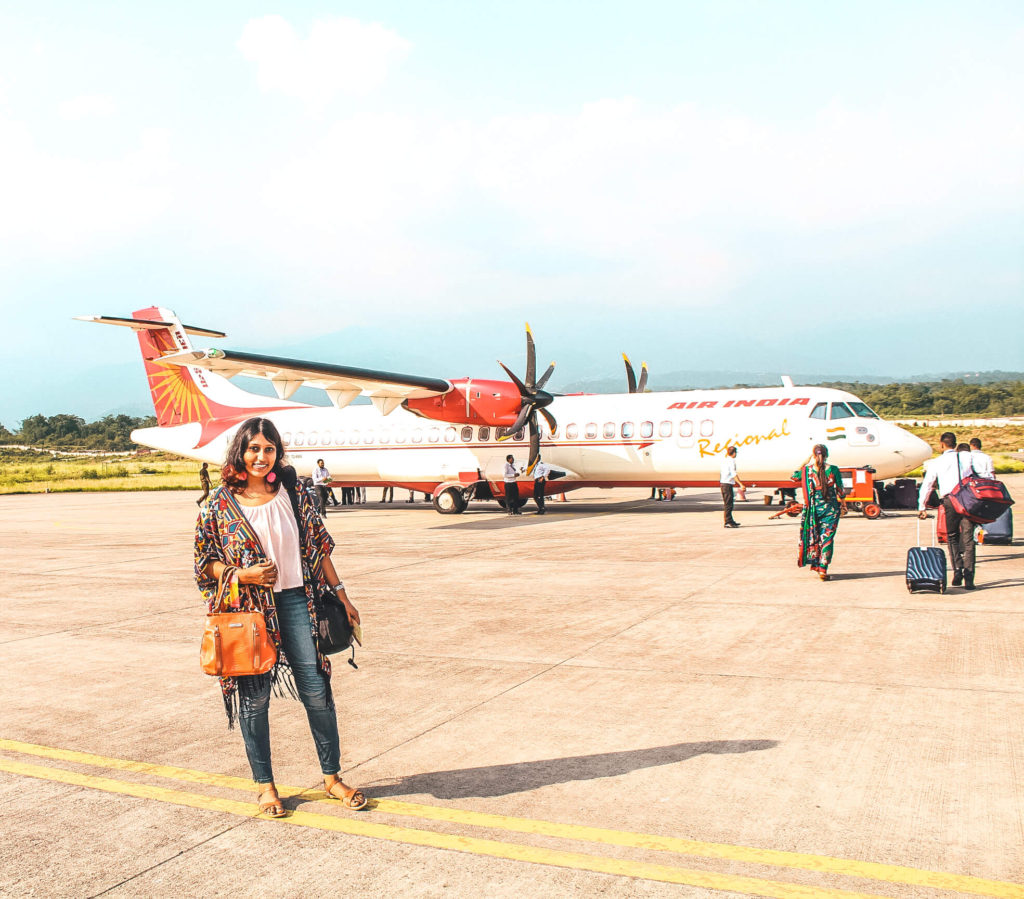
[{"xmin": 314, "ymin": 587, "xmax": 360, "ymax": 667}]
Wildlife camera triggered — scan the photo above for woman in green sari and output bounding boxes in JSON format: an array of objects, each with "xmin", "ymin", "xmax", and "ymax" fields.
[{"xmin": 794, "ymin": 444, "xmax": 846, "ymax": 581}]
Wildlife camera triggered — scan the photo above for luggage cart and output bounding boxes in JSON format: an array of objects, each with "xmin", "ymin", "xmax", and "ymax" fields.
[{"xmin": 769, "ymin": 466, "xmax": 882, "ymax": 520}]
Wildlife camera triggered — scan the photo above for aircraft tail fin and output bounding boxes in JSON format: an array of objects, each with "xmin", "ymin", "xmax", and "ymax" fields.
[{"xmin": 76, "ymin": 307, "xmax": 299, "ymax": 427}]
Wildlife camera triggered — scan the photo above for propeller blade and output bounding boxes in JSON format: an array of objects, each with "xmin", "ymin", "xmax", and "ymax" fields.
[
  {"xmin": 528, "ymin": 415, "xmax": 540, "ymax": 472},
  {"xmin": 636, "ymin": 362, "xmax": 648, "ymax": 394},
  {"xmin": 535, "ymin": 362, "xmax": 556, "ymax": 390},
  {"xmin": 498, "ymin": 361, "xmax": 529, "ymax": 397},
  {"xmin": 539, "ymin": 407, "xmax": 557, "ymax": 434},
  {"xmin": 623, "ymin": 354, "xmax": 637, "ymax": 393},
  {"xmin": 525, "ymin": 323, "xmax": 536, "ymax": 390},
  {"xmin": 509, "ymin": 402, "xmax": 534, "ymax": 436}
]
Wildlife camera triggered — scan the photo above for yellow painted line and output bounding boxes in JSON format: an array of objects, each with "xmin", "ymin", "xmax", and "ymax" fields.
[
  {"xmin": 0, "ymin": 756, "xmax": 888, "ymax": 899},
  {"xmin": 2, "ymin": 739, "xmax": 1021, "ymax": 898}
]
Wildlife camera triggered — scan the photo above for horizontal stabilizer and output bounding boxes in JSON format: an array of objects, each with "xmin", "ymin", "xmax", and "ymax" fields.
[{"xmin": 74, "ymin": 315, "xmax": 226, "ymax": 339}]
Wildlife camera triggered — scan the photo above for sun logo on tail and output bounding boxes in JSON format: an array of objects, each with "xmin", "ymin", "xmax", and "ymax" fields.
[{"xmin": 147, "ymin": 362, "xmax": 212, "ymax": 426}]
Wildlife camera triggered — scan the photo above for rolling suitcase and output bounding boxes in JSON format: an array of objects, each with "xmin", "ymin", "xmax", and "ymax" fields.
[
  {"xmin": 893, "ymin": 479, "xmax": 918, "ymax": 510},
  {"xmin": 937, "ymin": 504, "xmax": 948, "ymax": 544},
  {"xmin": 907, "ymin": 518, "xmax": 946, "ymax": 593},
  {"xmin": 980, "ymin": 508, "xmax": 1013, "ymax": 545}
]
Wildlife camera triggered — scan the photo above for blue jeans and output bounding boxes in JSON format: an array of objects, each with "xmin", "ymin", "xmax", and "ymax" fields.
[{"xmin": 237, "ymin": 587, "xmax": 340, "ymax": 783}]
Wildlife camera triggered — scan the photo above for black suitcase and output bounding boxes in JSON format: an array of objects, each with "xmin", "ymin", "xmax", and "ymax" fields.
[
  {"xmin": 907, "ymin": 518, "xmax": 946, "ymax": 593},
  {"xmin": 981, "ymin": 508, "xmax": 1013, "ymax": 545},
  {"xmin": 893, "ymin": 481, "xmax": 918, "ymax": 510}
]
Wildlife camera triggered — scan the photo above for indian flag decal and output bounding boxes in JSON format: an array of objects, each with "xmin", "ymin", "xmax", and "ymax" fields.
[{"xmin": 825, "ymin": 426, "xmax": 847, "ymax": 441}]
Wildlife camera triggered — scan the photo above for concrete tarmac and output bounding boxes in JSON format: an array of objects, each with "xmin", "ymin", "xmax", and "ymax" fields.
[{"xmin": 1, "ymin": 482, "xmax": 1022, "ymax": 898}]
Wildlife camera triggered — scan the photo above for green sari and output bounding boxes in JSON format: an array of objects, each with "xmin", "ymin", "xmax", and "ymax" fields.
[{"xmin": 794, "ymin": 463, "xmax": 845, "ymax": 572}]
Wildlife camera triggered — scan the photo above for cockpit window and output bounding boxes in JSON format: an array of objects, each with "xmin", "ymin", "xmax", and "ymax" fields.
[
  {"xmin": 809, "ymin": 403, "xmax": 827, "ymax": 420},
  {"xmin": 830, "ymin": 402, "xmax": 854, "ymax": 420},
  {"xmin": 848, "ymin": 401, "xmax": 879, "ymax": 419}
]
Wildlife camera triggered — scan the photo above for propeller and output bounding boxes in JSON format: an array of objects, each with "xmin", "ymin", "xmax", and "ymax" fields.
[
  {"xmin": 623, "ymin": 354, "xmax": 648, "ymax": 393},
  {"xmin": 497, "ymin": 324, "xmax": 556, "ymax": 472}
]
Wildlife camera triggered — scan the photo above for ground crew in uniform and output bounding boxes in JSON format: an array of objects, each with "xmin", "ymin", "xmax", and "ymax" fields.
[
  {"xmin": 197, "ymin": 462, "xmax": 211, "ymax": 505},
  {"xmin": 504, "ymin": 454, "xmax": 523, "ymax": 515},
  {"xmin": 918, "ymin": 432, "xmax": 978, "ymax": 590},
  {"xmin": 533, "ymin": 459, "xmax": 550, "ymax": 514},
  {"xmin": 720, "ymin": 446, "xmax": 743, "ymax": 528},
  {"xmin": 312, "ymin": 458, "xmax": 332, "ymax": 514}
]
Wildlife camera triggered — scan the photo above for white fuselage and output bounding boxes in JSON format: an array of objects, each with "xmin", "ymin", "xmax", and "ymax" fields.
[{"xmin": 132, "ymin": 385, "xmax": 931, "ymax": 491}]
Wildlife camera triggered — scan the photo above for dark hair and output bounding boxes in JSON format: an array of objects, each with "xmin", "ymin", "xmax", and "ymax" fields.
[
  {"xmin": 940, "ymin": 432, "xmax": 956, "ymax": 449},
  {"xmin": 812, "ymin": 443, "xmax": 828, "ymax": 488},
  {"xmin": 970, "ymin": 438, "xmax": 982, "ymax": 450},
  {"xmin": 726, "ymin": 446, "xmax": 737, "ymax": 456},
  {"xmin": 506, "ymin": 454, "xmax": 514, "ymax": 462},
  {"xmin": 956, "ymin": 443, "xmax": 970, "ymax": 452},
  {"xmin": 222, "ymin": 417, "xmax": 287, "ymax": 493}
]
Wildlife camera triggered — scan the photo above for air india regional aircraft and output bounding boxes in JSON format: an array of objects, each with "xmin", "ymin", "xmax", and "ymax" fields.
[{"xmin": 78, "ymin": 307, "xmax": 932, "ymax": 514}]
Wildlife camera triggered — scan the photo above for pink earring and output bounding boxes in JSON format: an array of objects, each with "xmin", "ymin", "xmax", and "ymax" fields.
[{"xmin": 266, "ymin": 471, "xmax": 277, "ymax": 483}]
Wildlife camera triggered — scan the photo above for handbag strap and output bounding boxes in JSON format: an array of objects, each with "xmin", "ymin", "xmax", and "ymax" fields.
[{"xmin": 214, "ymin": 565, "xmax": 239, "ymax": 611}]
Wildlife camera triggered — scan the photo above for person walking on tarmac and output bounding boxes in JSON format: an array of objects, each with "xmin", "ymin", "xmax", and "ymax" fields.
[
  {"xmin": 504, "ymin": 454, "xmax": 523, "ymax": 516},
  {"xmin": 720, "ymin": 446, "xmax": 744, "ymax": 528},
  {"xmin": 918, "ymin": 432, "xmax": 978, "ymax": 589},
  {"xmin": 197, "ymin": 462, "xmax": 211, "ymax": 506},
  {"xmin": 533, "ymin": 458, "xmax": 550, "ymax": 514}
]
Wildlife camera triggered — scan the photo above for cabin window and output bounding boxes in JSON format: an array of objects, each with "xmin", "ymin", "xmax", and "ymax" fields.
[
  {"xmin": 849, "ymin": 401, "xmax": 879, "ymax": 419},
  {"xmin": 479, "ymin": 426, "xmax": 490, "ymax": 441},
  {"xmin": 308, "ymin": 432, "xmax": 318, "ymax": 445},
  {"xmin": 585, "ymin": 422, "xmax": 598, "ymax": 439},
  {"xmin": 830, "ymin": 402, "xmax": 854, "ymax": 420},
  {"xmin": 679, "ymin": 420, "xmax": 693, "ymax": 437},
  {"xmin": 461, "ymin": 426, "xmax": 473, "ymax": 442},
  {"xmin": 363, "ymin": 430, "xmax": 375, "ymax": 444},
  {"xmin": 700, "ymin": 419, "xmax": 714, "ymax": 437},
  {"xmin": 548, "ymin": 424, "xmax": 559, "ymax": 438},
  {"xmin": 321, "ymin": 432, "xmax": 332, "ymax": 446},
  {"xmin": 294, "ymin": 433, "xmax": 305, "ymax": 446},
  {"xmin": 445, "ymin": 427, "xmax": 457, "ymax": 443},
  {"xmin": 334, "ymin": 430, "xmax": 345, "ymax": 444},
  {"xmin": 603, "ymin": 422, "xmax": 616, "ymax": 439},
  {"xmin": 393, "ymin": 429, "xmax": 405, "ymax": 443},
  {"xmin": 566, "ymin": 424, "xmax": 579, "ymax": 439},
  {"xmin": 428, "ymin": 428, "xmax": 441, "ymax": 443},
  {"xmin": 640, "ymin": 421, "xmax": 654, "ymax": 439},
  {"xmin": 282, "ymin": 432, "xmax": 292, "ymax": 446},
  {"xmin": 411, "ymin": 429, "xmax": 423, "ymax": 444},
  {"xmin": 810, "ymin": 403, "xmax": 827, "ymax": 420},
  {"xmin": 658, "ymin": 421, "xmax": 672, "ymax": 438},
  {"xmin": 514, "ymin": 428, "xmax": 525, "ymax": 441},
  {"xmin": 348, "ymin": 430, "xmax": 360, "ymax": 445},
  {"xmin": 380, "ymin": 430, "xmax": 391, "ymax": 444},
  {"xmin": 621, "ymin": 422, "xmax": 634, "ymax": 439}
]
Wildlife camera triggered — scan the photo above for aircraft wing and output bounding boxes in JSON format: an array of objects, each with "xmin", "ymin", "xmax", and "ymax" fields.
[{"xmin": 160, "ymin": 348, "xmax": 452, "ymax": 414}]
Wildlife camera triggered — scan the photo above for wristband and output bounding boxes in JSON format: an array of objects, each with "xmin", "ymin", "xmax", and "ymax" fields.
[{"xmin": 333, "ymin": 583, "xmax": 345, "ymax": 593}]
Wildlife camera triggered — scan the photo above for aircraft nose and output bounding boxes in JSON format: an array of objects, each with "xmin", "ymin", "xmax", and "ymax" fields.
[{"xmin": 891, "ymin": 426, "xmax": 931, "ymax": 471}]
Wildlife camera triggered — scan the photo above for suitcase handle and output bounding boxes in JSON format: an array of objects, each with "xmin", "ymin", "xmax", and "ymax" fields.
[{"xmin": 917, "ymin": 514, "xmax": 938, "ymax": 549}]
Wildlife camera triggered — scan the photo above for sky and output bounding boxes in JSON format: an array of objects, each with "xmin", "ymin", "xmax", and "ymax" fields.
[{"xmin": 1, "ymin": 1, "xmax": 1022, "ymax": 425}]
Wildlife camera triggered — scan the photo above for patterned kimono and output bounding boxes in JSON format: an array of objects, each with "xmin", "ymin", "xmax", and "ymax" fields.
[
  {"xmin": 795, "ymin": 463, "xmax": 845, "ymax": 572},
  {"xmin": 195, "ymin": 482, "xmax": 335, "ymax": 726}
]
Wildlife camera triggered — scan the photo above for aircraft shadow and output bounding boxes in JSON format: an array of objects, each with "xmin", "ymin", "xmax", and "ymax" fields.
[{"xmin": 366, "ymin": 739, "xmax": 778, "ymax": 799}]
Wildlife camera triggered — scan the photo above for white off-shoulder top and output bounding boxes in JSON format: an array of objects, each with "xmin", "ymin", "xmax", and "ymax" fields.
[{"xmin": 240, "ymin": 488, "xmax": 304, "ymax": 591}]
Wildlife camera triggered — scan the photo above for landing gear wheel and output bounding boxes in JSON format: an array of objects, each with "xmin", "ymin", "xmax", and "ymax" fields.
[
  {"xmin": 863, "ymin": 502, "xmax": 882, "ymax": 520},
  {"xmin": 433, "ymin": 486, "xmax": 467, "ymax": 515}
]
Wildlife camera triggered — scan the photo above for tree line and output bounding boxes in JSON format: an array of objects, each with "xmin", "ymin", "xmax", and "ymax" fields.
[
  {"xmin": 0, "ymin": 414, "xmax": 157, "ymax": 452},
  {"xmin": 819, "ymin": 380, "xmax": 1024, "ymax": 418}
]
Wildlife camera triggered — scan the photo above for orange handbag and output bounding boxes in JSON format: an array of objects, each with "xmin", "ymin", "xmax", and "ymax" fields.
[{"xmin": 200, "ymin": 566, "xmax": 277, "ymax": 677}]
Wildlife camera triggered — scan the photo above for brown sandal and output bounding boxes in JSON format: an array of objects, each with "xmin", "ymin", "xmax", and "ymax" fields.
[
  {"xmin": 324, "ymin": 775, "xmax": 368, "ymax": 810},
  {"xmin": 257, "ymin": 784, "xmax": 287, "ymax": 818}
]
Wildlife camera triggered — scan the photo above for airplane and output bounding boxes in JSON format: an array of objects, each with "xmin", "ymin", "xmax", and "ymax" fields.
[{"xmin": 77, "ymin": 307, "xmax": 932, "ymax": 514}]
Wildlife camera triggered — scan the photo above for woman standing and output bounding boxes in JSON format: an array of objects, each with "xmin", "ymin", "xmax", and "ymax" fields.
[
  {"xmin": 794, "ymin": 444, "xmax": 846, "ymax": 581},
  {"xmin": 195, "ymin": 417, "xmax": 366, "ymax": 816}
]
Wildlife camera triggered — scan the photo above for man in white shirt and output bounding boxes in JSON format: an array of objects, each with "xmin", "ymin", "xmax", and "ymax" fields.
[
  {"xmin": 720, "ymin": 446, "xmax": 744, "ymax": 528},
  {"xmin": 918, "ymin": 432, "xmax": 977, "ymax": 589},
  {"xmin": 503, "ymin": 454, "xmax": 522, "ymax": 516},
  {"xmin": 969, "ymin": 438, "xmax": 996, "ymax": 479},
  {"xmin": 312, "ymin": 459, "xmax": 331, "ymax": 515},
  {"xmin": 533, "ymin": 459, "xmax": 551, "ymax": 514}
]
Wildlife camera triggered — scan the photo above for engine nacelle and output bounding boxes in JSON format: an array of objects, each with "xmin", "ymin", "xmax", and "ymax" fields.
[{"xmin": 404, "ymin": 378, "xmax": 522, "ymax": 425}]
